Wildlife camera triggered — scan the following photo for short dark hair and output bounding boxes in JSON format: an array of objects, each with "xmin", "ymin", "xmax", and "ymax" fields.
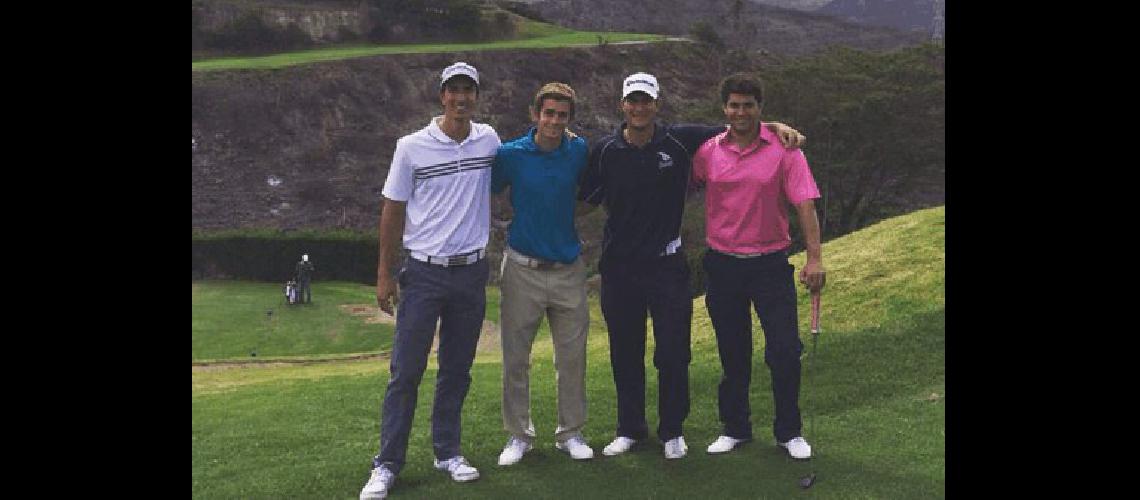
[{"xmin": 719, "ymin": 73, "xmax": 764, "ymax": 105}]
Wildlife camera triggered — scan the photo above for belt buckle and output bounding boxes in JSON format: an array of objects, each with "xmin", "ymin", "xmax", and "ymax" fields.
[
  {"xmin": 535, "ymin": 259, "xmax": 555, "ymax": 270},
  {"xmin": 447, "ymin": 254, "xmax": 467, "ymax": 266}
]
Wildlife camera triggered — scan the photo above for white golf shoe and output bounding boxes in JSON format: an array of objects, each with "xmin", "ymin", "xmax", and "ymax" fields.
[
  {"xmin": 498, "ymin": 437, "xmax": 533, "ymax": 466},
  {"xmin": 359, "ymin": 465, "xmax": 395, "ymax": 500},
  {"xmin": 664, "ymin": 436, "xmax": 688, "ymax": 459},
  {"xmin": 555, "ymin": 436, "xmax": 595, "ymax": 460},
  {"xmin": 433, "ymin": 455, "xmax": 480, "ymax": 482},
  {"xmin": 602, "ymin": 436, "xmax": 637, "ymax": 456},
  {"xmin": 706, "ymin": 435, "xmax": 745, "ymax": 454},
  {"xmin": 778, "ymin": 436, "xmax": 812, "ymax": 459}
]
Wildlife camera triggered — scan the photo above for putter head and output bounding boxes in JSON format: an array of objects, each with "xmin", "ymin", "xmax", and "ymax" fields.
[{"xmin": 799, "ymin": 472, "xmax": 816, "ymax": 489}]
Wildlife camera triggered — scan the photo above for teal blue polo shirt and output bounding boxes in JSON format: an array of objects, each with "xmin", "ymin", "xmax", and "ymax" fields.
[{"xmin": 491, "ymin": 128, "xmax": 588, "ymax": 263}]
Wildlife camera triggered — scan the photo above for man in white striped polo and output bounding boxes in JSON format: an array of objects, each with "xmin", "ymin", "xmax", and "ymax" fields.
[{"xmin": 361, "ymin": 61, "xmax": 500, "ymax": 500}]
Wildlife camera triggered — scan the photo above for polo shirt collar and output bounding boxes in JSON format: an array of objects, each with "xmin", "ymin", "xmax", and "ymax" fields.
[
  {"xmin": 522, "ymin": 126, "xmax": 568, "ymax": 153},
  {"xmin": 717, "ymin": 124, "xmax": 773, "ymax": 154},
  {"xmin": 427, "ymin": 115, "xmax": 477, "ymax": 144}
]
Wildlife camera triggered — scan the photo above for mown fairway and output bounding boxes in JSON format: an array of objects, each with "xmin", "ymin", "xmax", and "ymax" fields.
[
  {"xmin": 192, "ymin": 282, "xmax": 504, "ymax": 362},
  {"xmin": 192, "ymin": 281, "xmax": 396, "ymax": 361},
  {"xmin": 192, "ymin": 30, "xmax": 670, "ymax": 72},
  {"xmin": 192, "ymin": 206, "xmax": 945, "ymax": 498}
]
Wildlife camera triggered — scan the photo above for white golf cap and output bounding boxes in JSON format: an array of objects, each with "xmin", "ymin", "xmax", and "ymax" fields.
[
  {"xmin": 440, "ymin": 62, "xmax": 479, "ymax": 89},
  {"xmin": 622, "ymin": 72, "xmax": 659, "ymax": 99}
]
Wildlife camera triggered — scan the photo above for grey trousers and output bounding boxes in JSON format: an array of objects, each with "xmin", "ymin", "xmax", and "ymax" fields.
[
  {"xmin": 499, "ymin": 253, "xmax": 590, "ymax": 444},
  {"xmin": 373, "ymin": 257, "xmax": 488, "ymax": 475}
]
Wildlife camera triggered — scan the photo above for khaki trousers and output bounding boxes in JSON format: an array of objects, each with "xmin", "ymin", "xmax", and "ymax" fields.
[{"xmin": 499, "ymin": 253, "xmax": 590, "ymax": 443}]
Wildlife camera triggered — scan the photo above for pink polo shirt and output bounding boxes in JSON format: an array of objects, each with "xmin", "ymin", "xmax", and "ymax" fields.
[{"xmin": 691, "ymin": 126, "xmax": 820, "ymax": 254}]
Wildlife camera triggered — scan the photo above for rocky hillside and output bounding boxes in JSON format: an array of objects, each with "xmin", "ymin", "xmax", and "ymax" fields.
[
  {"xmin": 193, "ymin": 1, "xmax": 936, "ymax": 235},
  {"xmin": 749, "ymin": 0, "xmax": 833, "ymax": 10},
  {"xmin": 192, "ymin": 43, "xmax": 788, "ymax": 232},
  {"xmin": 525, "ymin": 0, "xmax": 925, "ymax": 55},
  {"xmin": 818, "ymin": 0, "xmax": 944, "ymax": 37},
  {"xmin": 193, "ymin": 0, "xmax": 364, "ymax": 45}
]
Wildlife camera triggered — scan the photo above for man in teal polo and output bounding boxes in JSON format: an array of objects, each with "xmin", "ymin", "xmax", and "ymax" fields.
[{"xmin": 491, "ymin": 82, "xmax": 595, "ymax": 466}]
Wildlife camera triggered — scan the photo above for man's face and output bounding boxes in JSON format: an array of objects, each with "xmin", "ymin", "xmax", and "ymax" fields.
[
  {"xmin": 440, "ymin": 77, "xmax": 478, "ymax": 122},
  {"xmin": 621, "ymin": 92, "xmax": 658, "ymax": 130},
  {"xmin": 532, "ymin": 98, "xmax": 572, "ymax": 144},
  {"xmin": 723, "ymin": 92, "xmax": 762, "ymax": 138}
]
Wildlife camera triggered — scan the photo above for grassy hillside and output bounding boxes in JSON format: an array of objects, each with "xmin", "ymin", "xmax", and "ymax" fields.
[{"xmin": 192, "ymin": 206, "xmax": 945, "ymax": 498}]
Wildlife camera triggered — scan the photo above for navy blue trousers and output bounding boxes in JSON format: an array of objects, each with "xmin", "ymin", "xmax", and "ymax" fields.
[
  {"xmin": 702, "ymin": 249, "xmax": 803, "ymax": 443},
  {"xmin": 373, "ymin": 257, "xmax": 488, "ymax": 474},
  {"xmin": 599, "ymin": 253, "xmax": 691, "ymax": 443}
]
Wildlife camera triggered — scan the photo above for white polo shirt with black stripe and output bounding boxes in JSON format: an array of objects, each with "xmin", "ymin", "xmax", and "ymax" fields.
[{"xmin": 382, "ymin": 116, "xmax": 501, "ymax": 257}]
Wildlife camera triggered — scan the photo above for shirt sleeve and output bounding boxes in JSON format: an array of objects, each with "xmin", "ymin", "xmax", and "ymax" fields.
[
  {"xmin": 381, "ymin": 137, "xmax": 414, "ymax": 202},
  {"xmin": 690, "ymin": 142, "xmax": 709, "ymax": 192},
  {"xmin": 491, "ymin": 145, "xmax": 510, "ymax": 194},
  {"xmin": 571, "ymin": 137, "xmax": 590, "ymax": 180},
  {"xmin": 782, "ymin": 149, "xmax": 821, "ymax": 205},
  {"xmin": 577, "ymin": 138, "xmax": 606, "ymax": 205}
]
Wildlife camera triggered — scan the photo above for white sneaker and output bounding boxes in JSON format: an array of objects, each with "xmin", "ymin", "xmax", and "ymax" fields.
[
  {"xmin": 498, "ymin": 437, "xmax": 532, "ymax": 466},
  {"xmin": 556, "ymin": 436, "xmax": 595, "ymax": 460},
  {"xmin": 359, "ymin": 466, "xmax": 395, "ymax": 500},
  {"xmin": 778, "ymin": 436, "xmax": 812, "ymax": 459},
  {"xmin": 433, "ymin": 455, "xmax": 480, "ymax": 482},
  {"xmin": 706, "ymin": 435, "xmax": 744, "ymax": 454},
  {"xmin": 664, "ymin": 436, "xmax": 688, "ymax": 459},
  {"xmin": 602, "ymin": 436, "xmax": 637, "ymax": 456}
]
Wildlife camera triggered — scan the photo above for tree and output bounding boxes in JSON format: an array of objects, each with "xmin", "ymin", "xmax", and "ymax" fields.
[
  {"xmin": 690, "ymin": 20, "xmax": 725, "ymax": 51},
  {"xmin": 766, "ymin": 45, "xmax": 945, "ymax": 238}
]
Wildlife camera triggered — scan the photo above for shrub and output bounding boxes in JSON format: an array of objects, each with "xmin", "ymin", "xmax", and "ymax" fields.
[
  {"xmin": 690, "ymin": 20, "xmax": 725, "ymax": 51},
  {"xmin": 202, "ymin": 11, "xmax": 315, "ymax": 52},
  {"xmin": 193, "ymin": 229, "xmax": 378, "ymax": 284}
]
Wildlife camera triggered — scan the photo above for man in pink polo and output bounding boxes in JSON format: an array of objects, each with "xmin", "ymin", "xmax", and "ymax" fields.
[{"xmin": 690, "ymin": 72, "xmax": 826, "ymax": 461}]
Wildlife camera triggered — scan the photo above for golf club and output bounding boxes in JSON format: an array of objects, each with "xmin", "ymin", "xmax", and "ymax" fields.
[
  {"xmin": 799, "ymin": 291, "xmax": 821, "ymax": 489},
  {"xmin": 251, "ymin": 308, "xmax": 274, "ymax": 357}
]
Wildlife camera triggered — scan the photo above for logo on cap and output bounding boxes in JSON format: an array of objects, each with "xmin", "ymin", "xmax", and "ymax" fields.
[
  {"xmin": 441, "ymin": 62, "xmax": 479, "ymax": 89},
  {"xmin": 623, "ymin": 72, "xmax": 659, "ymax": 99}
]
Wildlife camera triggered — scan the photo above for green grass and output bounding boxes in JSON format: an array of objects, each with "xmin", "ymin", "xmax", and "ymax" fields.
[
  {"xmin": 192, "ymin": 30, "xmax": 670, "ymax": 72},
  {"xmin": 192, "ymin": 206, "xmax": 945, "ymax": 498},
  {"xmin": 191, "ymin": 281, "xmax": 503, "ymax": 362},
  {"xmin": 192, "ymin": 280, "xmax": 391, "ymax": 361}
]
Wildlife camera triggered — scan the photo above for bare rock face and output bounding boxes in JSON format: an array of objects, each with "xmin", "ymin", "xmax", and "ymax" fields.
[
  {"xmin": 748, "ymin": 0, "xmax": 834, "ymax": 10},
  {"xmin": 193, "ymin": 44, "xmax": 741, "ymax": 232},
  {"xmin": 817, "ymin": 0, "xmax": 944, "ymax": 36},
  {"xmin": 192, "ymin": 17, "xmax": 926, "ymax": 233},
  {"xmin": 193, "ymin": 0, "xmax": 365, "ymax": 44},
  {"xmin": 524, "ymin": 0, "xmax": 924, "ymax": 56}
]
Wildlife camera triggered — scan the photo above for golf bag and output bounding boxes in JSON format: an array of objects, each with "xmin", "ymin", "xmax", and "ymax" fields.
[{"xmin": 284, "ymin": 280, "xmax": 299, "ymax": 305}]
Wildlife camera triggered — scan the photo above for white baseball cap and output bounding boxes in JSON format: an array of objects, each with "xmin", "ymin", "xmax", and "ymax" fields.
[
  {"xmin": 440, "ymin": 62, "xmax": 479, "ymax": 89},
  {"xmin": 622, "ymin": 72, "xmax": 659, "ymax": 99}
]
